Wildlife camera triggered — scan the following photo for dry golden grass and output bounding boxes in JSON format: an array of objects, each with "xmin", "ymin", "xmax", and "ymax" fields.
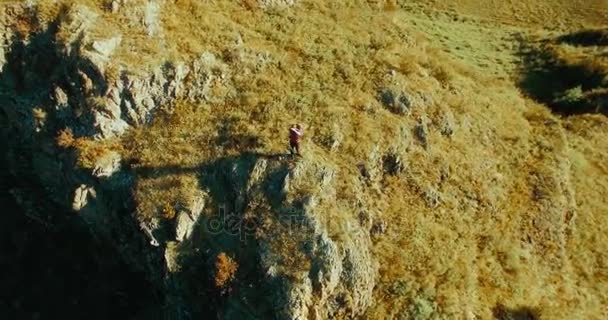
[
  {"xmin": 74, "ymin": 138, "xmax": 123, "ymax": 169},
  {"xmin": 56, "ymin": 127, "xmax": 123, "ymax": 169},
  {"xmin": 406, "ymin": 0, "xmax": 608, "ymax": 30}
]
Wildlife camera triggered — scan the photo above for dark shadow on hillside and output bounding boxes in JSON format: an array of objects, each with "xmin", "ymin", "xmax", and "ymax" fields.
[
  {"xmin": 493, "ymin": 304, "xmax": 538, "ymax": 320},
  {"xmin": 1, "ymin": 4, "xmax": 114, "ymax": 138},
  {"xmin": 151, "ymin": 152, "xmax": 287, "ymax": 319},
  {"xmin": 557, "ymin": 29, "xmax": 608, "ymax": 47},
  {"xmin": 0, "ymin": 7, "xmax": 163, "ymax": 319},
  {"xmin": 131, "ymin": 151, "xmax": 294, "ymax": 319},
  {"xmin": 131, "ymin": 152, "xmax": 289, "ymax": 179},
  {"xmin": 516, "ymin": 38, "xmax": 607, "ymax": 116},
  {"xmin": 0, "ymin": 181, "xmax": 162, "ymax": 319}
]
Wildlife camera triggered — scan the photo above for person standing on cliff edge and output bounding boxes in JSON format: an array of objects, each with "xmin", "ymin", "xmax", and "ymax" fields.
[{"xmin": 289, "ymin": 124, "xmax": 303, "ymax": 156}]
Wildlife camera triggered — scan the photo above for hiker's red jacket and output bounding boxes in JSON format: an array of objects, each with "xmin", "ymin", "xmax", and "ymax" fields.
[{"xmin": 289, "ymin": 127, "xmax": 303, "ymax": 144}]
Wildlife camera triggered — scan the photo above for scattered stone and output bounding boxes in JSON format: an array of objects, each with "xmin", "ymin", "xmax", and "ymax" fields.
[
  {"xmin": 92, "ymin": 151, "xmax": 121, "ymax": 178},
  {"xmin": 357, "ymin": 163, "xmax": 371, "ymax": 183},
  {"xmin": 424, "ymin": 187, "xmax": 442, "ymax": 208},
  {"xmin": 53, "ymin": 87, "xmax": 69, "ymax": 110},
  {"xmin": 72, "ymin": 184, "xmax": 95, "ymax": 211},
  {"xmin": 175, "ymin": 211, "xmax": 194, "ymax": 242},
  {"xmin": 258, "ymin": 0, "xmax": 298, "ymax": 8},
  {"xmin": 378, "ymin": 89, "xmax": 412, "ymax": 115},
  {"xmin": 187, "ymin": 51, "xmax": 230, "ymax": 102},
  {"xmin": 370, "ymin": 219, "xmax": 387, "ymax": 237},
  {"xmin": 440, "ymin": 110, "xmax": 456, "ymax": 137},
  {"xmin": 414, "ymin": 120, "xmax": 429, "ymax": 148},
  {"xmin": 91, "ymin": 36, "xmax": 122, "ymax": 59},
  {"xmin": 110, "ymin": 1, "xmax": 120, "ymax": 13},
  {"xmin": 358, "ymin": 210, "xmax": 372, "ymax": 229},
  {"xmin": 143, "ymin": 1, "xmax": 162, "ymax": 36},
  {"xmin": 319, "ymin": 124, "xmax": 344, "ymax": 152},
  {"xmin": 382, "ymin": 153, "xmax": 404, "ymax": 176},
  {"xmin": 397, "ymin": 94, "xmax": 413, "ymax": 114}
]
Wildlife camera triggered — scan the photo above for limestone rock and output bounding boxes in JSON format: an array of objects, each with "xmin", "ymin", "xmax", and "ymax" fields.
[
  {"xmin": 258, "ymin": 0, "xmax": 298, "ymax": 8},
  {"xmin": 187, "ymin": 52, "xmax": 230, "ymax": 103},
  {"xmin": 279, "ymin": 274, "xmax": 314, "ymax": 320},
  {"xmin": 58, "ymin": 5, "xmax": 99, "ymax": 57},
  {"xmin": 72, "ymin": 184, "xmax": 95, "ymax": 211},
  {"xmin": 175, "ymin": 193, "xmax": 205, "ymax": 242},
  {"xmin": 85, "ymin": 35, "xmax": 122, "ymax": 74},
  {"xmin": 140, "ymin": 218, "xmax": 161, "ymax": 247},
  {"xmin": 258, "ymin": 159, "xmax": 376, "ymax": 320},
  {"xmin": 92, "ymin": 151, "xmax": 121, "ymax": 178},
  {"xmin": 440, "ymin": 109, "xmax": 456, "ymax": 137},
  {"xmin": 415, "ymin": 120, "xmax": 429, "ymax": 148},
  {"xmin": 379, "ymin": 89, "xmax": 412, "ymax": 115},
  {"xmin": 382, "ymin": 152, "xmax": 404, "ymax": 176},
  {"xmin": 91, "ymin": 61, "xmax": 190, "ymax": 138},
  {"xmin": 175, "ymin": 212, "xmax": 194, "ymax": 242},
  {"xmin": 143, "ymin": 1, "xmax": 162, "ymax": 36},
  {"xmin": 53, "ymin": 87, "xmax": 69, "ymax": 110}
]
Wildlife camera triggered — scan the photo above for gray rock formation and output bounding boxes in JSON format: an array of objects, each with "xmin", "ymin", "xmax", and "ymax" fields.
[
  {"xmin": 92, "ymin": 151, "xmax": 121, "ymax": 178},
  {"xmin": 175, "ymin": 192, "xmax": 205, "ymax": 242},
  {"xmin": 258, "ymin": 0, "xmax": 299, "ymax": 8}
]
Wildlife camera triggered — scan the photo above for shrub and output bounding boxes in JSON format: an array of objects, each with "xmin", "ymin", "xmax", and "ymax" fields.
[
  {"xmin": 429, "ymin": 63, "xmax": 454, "ymax": 85},
  {"xmin": 162, "ymin": 203, "xmax": 177, "ymax": 220},
  {"xmin": 56, "ymin": 128, "xmax": 75, "ymax": 148},
  {"xmin": 214, "ymin": 252, "xmax": 238, "ymax": 289},
  {"xmin": 553, "ymin": 86, "xmax": 583, "ymax": 106}
]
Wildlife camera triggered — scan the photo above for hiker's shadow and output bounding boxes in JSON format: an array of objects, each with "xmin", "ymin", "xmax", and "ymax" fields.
[{"xmin": 130, "ymin": 151, "xmax": 289, "ymax": 179}]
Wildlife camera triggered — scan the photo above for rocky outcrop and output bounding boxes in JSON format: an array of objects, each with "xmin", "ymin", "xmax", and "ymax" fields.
[
  {"xmin": 0, "ymin": 4, "xmax": 234, "ymax": 140},
  {"xmin": 258, "ymin": 0, "xmax": 299, "ymax": 8},
  {"xmin": 152, "ymin": 155, "xmax": 378, "ymax": 319},
  {"xmin": 258, "ymin": 159, "xmax": 377, "ymax": 320}
]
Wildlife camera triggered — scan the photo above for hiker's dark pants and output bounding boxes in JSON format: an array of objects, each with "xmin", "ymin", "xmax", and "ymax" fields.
[{"xmin": 290, "ymin": 141, "xmax": 300, "ymax": 155}]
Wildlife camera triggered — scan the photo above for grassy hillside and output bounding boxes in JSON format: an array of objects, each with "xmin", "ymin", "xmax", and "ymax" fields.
[
  {"xmin": 124, "ymin": 2, "xmax": 608, "ymax": 317},
  {"xmin": 4, "ymin": 0, "xmax": 607, "ymax": 318}
]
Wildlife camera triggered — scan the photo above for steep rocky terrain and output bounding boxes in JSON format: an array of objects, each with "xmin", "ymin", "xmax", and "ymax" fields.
[{"xmin": 1, "ymin": 1, "xmax": 607, "ymax": 319}]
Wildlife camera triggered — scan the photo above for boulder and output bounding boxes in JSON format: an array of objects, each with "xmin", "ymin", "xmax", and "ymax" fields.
[
  {"xmin": 379, "ymin": 89, "xmax": 412, "ymax": 115},
  {"xmin": 258, "ymin": 0, "xmax": 298, "ymax": 8},
  {"xmin": 187, "ymin": 52, "xmax": 230, "ymax": 103},
  {"xmin": 58, "ymin": 5, "xmax": 99, "ymax": 57},
  {"xmin": 53, "ymin": 87, "xmax": 69, "ymax": 110},
  {"xmin": 72, "ymin": 184, "xmax": 95, "ymax": 211},
  {"xmin": 382, "ymin": 152, "xmax": 404, "ymax": 176},
  {"xmin": 84, "ymin": 35, "xmax": 122, "ymax": 75},
  {"xmin": 415, "ymin": 120, "xmax": 429, "ymax": 148},
  {"xmin": 92, "ymin": 151, "xmax": 121, "ymax": 178},
  {"xmin": 175, "ymin": 212, "xmax": 194, "ymax": 242},
  {"xmin": 143, "ymin": 1, "xmax": 162, "ymax": 36},
  {"xmin": 440, "ymin": 109, "xmax": 456, "ymax": 137},
  {"xmin": 175, "ymin": 193, "xmax": 205, "ymax": 242}
]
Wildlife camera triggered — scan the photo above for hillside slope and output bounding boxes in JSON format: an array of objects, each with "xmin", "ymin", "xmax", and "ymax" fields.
[{"xmin": 1, "ymin": 1, "xmax": 607, "ymax": 319}]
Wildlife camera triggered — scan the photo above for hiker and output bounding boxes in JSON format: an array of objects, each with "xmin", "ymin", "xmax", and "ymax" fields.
[{"xmin": 289, "ymin": 124, "xmax": 303, "ymax": 156}]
